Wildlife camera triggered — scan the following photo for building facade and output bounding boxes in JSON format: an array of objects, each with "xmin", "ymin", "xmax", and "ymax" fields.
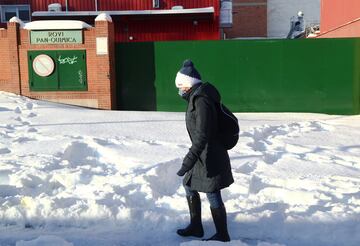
[
  {"xmin": 318, "ymin": 0, "xmax": 360, "ymax": 38},
  {"xmin": 223, "ymin": 0, "xmax": 267, "ymax": 38},
  {"xmin": 267, "ymin": 0, "xmax": 320, "ymax": 38},
  {"xmin": 0, "ymin": 0, "xmax": 220, "ymax": 42}
]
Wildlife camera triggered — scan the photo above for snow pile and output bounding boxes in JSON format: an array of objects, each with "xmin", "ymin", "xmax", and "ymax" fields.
[
  {"xmin": 23, "ymin": 20, "xmax": 92, "ymax": 30},
  {"xmin": 16, "ymin": 236, "xmax": 73, "ymax": 246},
  {"xmin": 95, "ymin": 13, "xmax": 113, "ymax": 23},
  {"xmin": 0, "ymin": 91, "xmax": 360, "ymax": 246}
]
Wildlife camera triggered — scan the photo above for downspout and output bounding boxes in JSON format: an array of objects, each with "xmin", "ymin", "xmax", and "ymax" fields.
[
  {"xmin": 65, "ymin": 0, "xmax": 68, "ymax": 12},
  {"xmin": 95, "ymin": 0, "xmax": 98, "ymax": 11}
]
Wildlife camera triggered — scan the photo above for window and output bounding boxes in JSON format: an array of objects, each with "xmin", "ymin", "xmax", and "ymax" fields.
[{"xmin": 0, "ymin": 5, "xmax": 31, "ymax": 23}]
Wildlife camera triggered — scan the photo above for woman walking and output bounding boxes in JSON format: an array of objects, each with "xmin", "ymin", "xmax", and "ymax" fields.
[{"xmin": 175, "ymin": 59, "xmax": 234, "ymax": 242}]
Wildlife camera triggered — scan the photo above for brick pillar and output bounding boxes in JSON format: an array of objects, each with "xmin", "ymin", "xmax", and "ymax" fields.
[
  {"xmin": 95, "ymin": 18, "xmax": 116, "ymax": 110},
  {"xmin": 7, "ymin": 22, "xmax": 21, "ymax": 94}
]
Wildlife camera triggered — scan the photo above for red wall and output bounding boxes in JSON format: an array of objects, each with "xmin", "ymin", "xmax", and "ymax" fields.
[
  {"xmin": 321, "ymin": 0, "xmax": 360, "ymax": 34},
  {"xmin": 1, "ymin": 0, "xmax": 219, "ymax": 42},
  {"xmin": 28, "ymin": 0, "xmax": 220, "ymax": 42},
  {"xmin": 29, "ymin": 0, "xmax": 218, "ymax": 11},
  {"xmin": 99, "ymin": 0, "xmax": 217, "ymax": 10},
  {"xmin": 30, "ymin": 0, "xmax": 95, "ymax": 11},
  {"xmin": 115, "ymin": 17, "xmax": 219, "ymax": 42}
]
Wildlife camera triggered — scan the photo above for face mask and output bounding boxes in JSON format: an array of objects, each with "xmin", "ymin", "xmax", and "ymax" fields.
[
  {"xmin": 178, "ymin": 88, "xmax": 191, "ymax": 101},
  {"xmin": 178, "ymin": 88, "xmax": 187, "ymax": 97}
]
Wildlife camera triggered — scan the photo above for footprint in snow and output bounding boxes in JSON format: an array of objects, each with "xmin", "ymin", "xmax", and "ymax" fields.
[
  {"xmin": 0, "ymin": 107, "xmax": 11, "ymax": 112},
  {"xmin": 27, "ymin": 128, "xmax": 38, "ymax": 133},
  {"xmin": 14, "ymin": 137, "xmax": 36, "ymax": 143},
  {"xmin": 14, "ymin": 116, "xmax": 31, "ymax": 126},
  {"xmin": 93, "ymin": 137, "xmax": 117, "ymax": 146},
  {"xmin": 0, "ymin": 148, "xmax": 11, "ymax": 155},
  {"xmin": 14, "ymin": 107, "xmax": 22, "ymax": 114},
  {"xmin": 263, "ymin": 151, "xmax": 284, "ymax": 164},
  {"xmin": 248, "ymin": 175, "xmax": 270, "ymax": 195},
  {"xmin": 26, "ymin": 102, "xmax": 34, "ymax": 110},
  {"xmin": 27, "ymin": 112, "xmax": 37, "ymax": 118},
  {"xmin": 236, "ymin": 161, "xmax": 258, "ymax": 174}
]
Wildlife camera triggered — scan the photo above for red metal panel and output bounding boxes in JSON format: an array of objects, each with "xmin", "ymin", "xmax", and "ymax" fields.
[
  {"xmin": 114, "ymin": 17, "xmax": 219, "ymax": 42},
  {"xmin": 98, "ymin": 0, "xmax": 218, "ymax": 11},
  {"xmin": 30, "ymin": 0, "xmax": 66, "ymax": 11},
  {"xmin": 29, "ymin": 0, "xmax": 219, "ymax": 13},
  {"xmin": 69, "ymin": 0, "xmax": 95, "ymax": 11},
  {"xmin": 28, "ymin": 0, "xmax": 219, "ymax": 42},
  {"xmin": 30, "ymin": 0, "xmax": 94, "ymax": 11},
  {"xmin": 321, "ymin": 0, "xmax": 360, "ymax": 34}
]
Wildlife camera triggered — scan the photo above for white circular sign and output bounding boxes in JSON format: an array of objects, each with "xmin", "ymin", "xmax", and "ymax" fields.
[{"xmin": 32, "ymin": 54, "xmax": 55, "ymax": 77}]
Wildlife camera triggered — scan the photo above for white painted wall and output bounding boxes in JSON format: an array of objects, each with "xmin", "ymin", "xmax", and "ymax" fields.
[{"xmin": 268, "ymin": 0, "xmax": 320, "ymax": 38}]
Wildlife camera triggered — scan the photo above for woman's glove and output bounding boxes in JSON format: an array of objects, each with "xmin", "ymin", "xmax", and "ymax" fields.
[
  {"xmin": 177, "ymin": 151, "xmax": 197, "ymax": 176},
  {"xmin": 176, "ymin": 165, "xmax": 189, "ymax": 176}
]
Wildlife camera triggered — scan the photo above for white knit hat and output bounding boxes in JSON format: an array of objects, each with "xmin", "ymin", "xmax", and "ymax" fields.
[{"xmin": 175, "ymin": 60, "xmax": 202, "ymax": 88}]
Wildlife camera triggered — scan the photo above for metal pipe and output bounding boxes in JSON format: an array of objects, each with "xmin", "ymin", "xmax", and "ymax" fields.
[
  {"xmin": 95, "ymin": 0, "xmax": 98, "ymax": 11},
  {"xmin": 65, "ymin": 0, "xmax": 68, "ymax": 12}
]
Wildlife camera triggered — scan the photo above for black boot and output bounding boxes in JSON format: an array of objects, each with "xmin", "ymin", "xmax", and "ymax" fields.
[
  {"xmin": 204, "ymin": 205, "xmax": 230, "ymax": 242},
  {"xmin": 177, "ymin": 193, "xmax": 204, "ymax": 237}
]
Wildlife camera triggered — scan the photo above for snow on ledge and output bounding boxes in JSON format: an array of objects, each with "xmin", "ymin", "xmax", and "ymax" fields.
[
  {"xmin": 9, "ymin": 17, "xmax": 25, "ymax": 28},
  {"xmin": 95, "ymin": 13, "xmax": 113, "ymax": 22},
  {"xmin": 23, "ymin": 20, "xmax": 92, "ymax": 30}
]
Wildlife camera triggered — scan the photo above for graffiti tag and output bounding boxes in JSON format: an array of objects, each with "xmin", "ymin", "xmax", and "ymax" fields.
[
  {"xmin": 58, "ymin": 55, "xmax": 78, "ymax": 65},
  {"xmin": 78, "ymin": 70, "xmax": 83, "ymax": 84}
]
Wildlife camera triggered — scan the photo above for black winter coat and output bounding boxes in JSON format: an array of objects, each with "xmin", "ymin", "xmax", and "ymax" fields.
[{"xmin": 181, "ymin": 82, "xmax": 234, "ymax": 193}]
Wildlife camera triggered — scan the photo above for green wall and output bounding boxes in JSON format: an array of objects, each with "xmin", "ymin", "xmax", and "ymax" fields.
[{"xmin": 116, "ymin": 38, "xmax": 360, "ymax": 114}]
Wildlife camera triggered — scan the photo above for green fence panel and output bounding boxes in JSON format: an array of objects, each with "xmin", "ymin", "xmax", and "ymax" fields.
[
  {"xmin": 355, "ymin": 39, "xmax": 360, "ymax": 114},
  {"xmin": 116, "ymin": 38, "xmax": 360, "ymax": 115},
  {"xmin": 115, "ymin": 43, "xmax": 156, "ymax": 110}
]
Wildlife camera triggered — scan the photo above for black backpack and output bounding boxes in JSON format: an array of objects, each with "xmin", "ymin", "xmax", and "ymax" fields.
[{"xmin": 217, "ymin": 103, "xmax": 239, "ymax": 150}]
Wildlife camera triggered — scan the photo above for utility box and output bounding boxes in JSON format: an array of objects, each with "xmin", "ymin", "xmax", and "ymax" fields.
[{"xmin": 28, "ymin": 50, "xmax": 87, "ymax": 91}]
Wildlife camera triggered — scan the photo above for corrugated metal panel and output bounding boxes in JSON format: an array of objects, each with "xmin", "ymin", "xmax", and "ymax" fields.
[
  {"xmin": 103, "ymin": 0, "xmax": 220, "ymax": 42},
  {"xmin": 30, "ymin": 0, "xmax": 218, "ymax": 12},
  {"xmin": 68, "ymin": 0, "xmax": 95, "ymax": 11},
  {"xmin": 30, "ymin": 0, "xmax": 65, "ymax": 11},
  {"xmin": 98, "ymin": 0, "xmax": 218, "ymax": 12},
  {"xmin": 31, "ymin": 0, "xmax": 95, "ymax": 11},
  {"xmin": 114, "ymin": 17, "xmax": 219, "ymax": 42},
  {"xmin": 29, "ymin": 0, "xmax": 219, "ymax": 42},
  {"xmin": 321, "ymin": 0, "xmax": 360, "ymax": 34}
]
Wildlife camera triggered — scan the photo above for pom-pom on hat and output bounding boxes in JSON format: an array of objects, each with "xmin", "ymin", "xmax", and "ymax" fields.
[{"xmin": 175, "ymin": 59, "xmax": 202, "ymax": 88}]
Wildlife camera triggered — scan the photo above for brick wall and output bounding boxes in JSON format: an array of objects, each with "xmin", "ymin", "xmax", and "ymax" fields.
[
  {"xmin": 0, "ymin": 23, "xmax": 21, "ymax": 94},
  {"xmin": 0, "ymin": 19, "xmax": 116, "ymax": 110},
  {"xmin": 0, "ymin": 30, "xmax": 11, "ymax": 86},
  {"xmin": 224, "ymin": 0, "xmax": 267, "ymax": 38}
]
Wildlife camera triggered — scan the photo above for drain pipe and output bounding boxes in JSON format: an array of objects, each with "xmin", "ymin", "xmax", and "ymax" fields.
[
  {"xmin": 95, "ymin": 0, "xmax": 98, "ymax": 11},
  {"xmin": 65, "ymin": 0, "xmax": 68, "ymax": 12}
]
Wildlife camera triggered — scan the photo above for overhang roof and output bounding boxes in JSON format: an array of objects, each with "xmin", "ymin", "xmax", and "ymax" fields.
[
  {"xmin": 32, "ymin": 7, "xmax": 214, "ymax": 17},
  {"xmin": 23, "ymin": 20, "xmax": 92, "ymax": 30}
]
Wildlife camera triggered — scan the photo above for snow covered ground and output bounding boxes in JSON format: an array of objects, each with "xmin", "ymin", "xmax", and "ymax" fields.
[{"xmin": 1, "ymin": 91, "xmax": 360, "ymax": 246}]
